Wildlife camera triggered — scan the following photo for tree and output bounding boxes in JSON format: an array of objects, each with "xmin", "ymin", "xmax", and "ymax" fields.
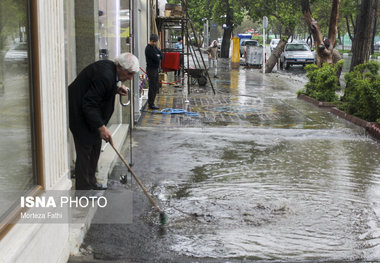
[
  {"xmin": 183, "ymin": 0, "xmax": 245, "ymax": 58},
  {"xmin": 234, "ymin": 16, "xmax": 257, "ymax": 34},
  {"xmin": 350, "ymin": 0, "xmax": 379, "ymax": 71},
  {"xmin": 339, "ymin": 0, "xmax": 360, "ymax": 43},
  {"xmin": 302, "ymin": 0, "xmax": 341, "ymax": 66},
  {"xmin": 0, "ymin": 0, "xmax": 27, "ymax": 89},
  {"xmin": 211, "ymin": 0, "xmax": 245, "ymax": 58},
  {"xmin": 242, "ymin": 0, "xmax": 302, "ymax": 73},
  {"xmin": 0, "ymin": 0, "xmax": 26, "ymax": 45},
  {"xmin": 185, "ymin": 0, "xmax": 214, "ymax": 39}
]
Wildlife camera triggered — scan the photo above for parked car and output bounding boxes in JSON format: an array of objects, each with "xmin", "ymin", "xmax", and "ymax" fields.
[
  {"xmin": 240, "ymin": 40, "xmax": 259, "ymax": 57},
  {"xmin": 270, "ymin": 39, "xmax": 280, "ymax": 52},
  {"xmin": 217, "ymin": 38, "xmax": 221, "ymax": 55},
  {"xmin": 374, "ymin": 41, "xmax": 380, "ymax": 51},
  {"xmin": 4, "ymin": 42, "xmax": 28, "ymax": 65},
  {"xmin": 280, "ymin": 42, "xmax": 315, "ymax": 69}
]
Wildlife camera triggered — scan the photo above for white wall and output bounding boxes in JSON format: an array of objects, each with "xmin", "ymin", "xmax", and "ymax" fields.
[
  {"xmin": 0, "ymin": 0, "xmax": 71, "ymax": 262},
  {"xmin": 138, "ymin": 0, "xmax": 149, "ymax": 70},
  {"xmin": 38, "ymin": 0, "xmax": 70, "ymax": 190}
]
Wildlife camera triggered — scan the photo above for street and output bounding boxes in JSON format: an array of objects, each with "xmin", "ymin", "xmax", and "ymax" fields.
[{"xmin": 70, "ymin": 59, "xmax": 380, "ymax": 262}]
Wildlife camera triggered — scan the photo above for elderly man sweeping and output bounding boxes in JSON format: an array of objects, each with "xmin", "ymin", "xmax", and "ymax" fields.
[{"xmin": 68, "ymin": 52, "xmax": 139, "ymax": 190}]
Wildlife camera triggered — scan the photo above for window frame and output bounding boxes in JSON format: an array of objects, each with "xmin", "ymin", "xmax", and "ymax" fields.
[{"xmin": 0, "ymin": 0, "xmax": 44, "ymax": 240}]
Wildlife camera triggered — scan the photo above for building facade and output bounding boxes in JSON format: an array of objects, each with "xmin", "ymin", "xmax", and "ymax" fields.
[{"xmin": 0, "ymin": 0, "xmax": 151, "ymax": 262}]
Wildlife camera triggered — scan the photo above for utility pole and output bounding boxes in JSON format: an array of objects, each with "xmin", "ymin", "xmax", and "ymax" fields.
[{"xmin": 263, "ymin": 16, "xmax": 268, "ymax": 73}]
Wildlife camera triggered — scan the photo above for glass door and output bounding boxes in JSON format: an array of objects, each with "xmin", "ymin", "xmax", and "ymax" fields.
[
  {"xmin": 0, "ymin": 0, "xmax": 35, "ymax": 217},
  {"xmin": 98, "ymin": 0, "xmax": 132, "ymax": 132}
]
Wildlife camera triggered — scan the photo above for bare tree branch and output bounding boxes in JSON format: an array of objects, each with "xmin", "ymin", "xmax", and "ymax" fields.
[
  {"xmin": 327, "ymin": 0, "xmax": 341, "ymax": 48},
  {"xmin": 345, "ymin": 16, "xmax": 353, "ymax": 41}
]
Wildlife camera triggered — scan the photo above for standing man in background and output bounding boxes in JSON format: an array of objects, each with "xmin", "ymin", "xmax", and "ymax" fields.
[
  {"xmin": 207, "ymin": 40, "xmax": 218, "ymax": 78},
  {"xmin": 145, "ymin": 34, "xmax": 164, "ymax": 110},
  {"xmin": 69, "ymin": 53, "xmax": 139, "ymax": 190},
  {"xmin": 174, "ymin": 37, "xmax": 183, "ymax": 79}
]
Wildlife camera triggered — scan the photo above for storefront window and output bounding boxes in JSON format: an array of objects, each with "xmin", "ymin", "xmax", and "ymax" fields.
[
  {"xmin": 0, "ymin": 0, "xmax": 34, "ymax": 217},
  {"xmin": 98, "ymin": 0, "xmax": 132, "ymax": 127}
]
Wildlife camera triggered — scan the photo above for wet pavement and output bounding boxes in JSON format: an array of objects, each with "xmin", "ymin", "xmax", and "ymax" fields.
[{"xmin": 69, "ymin": 59, "xmax": 380, "ymax": 262}]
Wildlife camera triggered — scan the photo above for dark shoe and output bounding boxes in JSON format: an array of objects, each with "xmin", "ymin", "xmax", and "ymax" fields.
[
  {"xmin": 92, "ymin": 183, "xmax": 107, "ymax": 190},
  {"xmin": 214, "ymin": 75, "xmax": 218, "ymax": 78},
  {"xmin": 149, "ymin": 105, "xmax": 159, "ymax": 110}
]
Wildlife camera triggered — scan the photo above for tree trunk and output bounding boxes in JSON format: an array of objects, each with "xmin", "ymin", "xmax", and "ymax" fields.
[
  {"xmin": 265, "ymin": 33, "xmax": 292, "ymax": 73},
  {"xmin": 327, "ymin": 0, "xmax": 341, "ymax": 48},
  {"xmin": 221, "ymin": 29, "xmax": 232, "ymax": 58},
  {"xmin": 350, "ymin": 14, "xmax": 357, "ymax": 38},
  {"xmin": 350, "ymin": 0, "xmax": 378, "ymax": 71},
  {"xmin": 345, "ymin": 16, "xmax": 354, "ymax": 41},
  {"xmin": 337, "ymin": 27, "xmax": 341, "ymax": 45},
  {"xmin": 302, "ymin": 0, "xmax": 341, "ymax": 66},
  {"xmin": 221, "ymin": 0, "xmax": 233, "ymax": 58},
  {"xmin": 371, "ymin": 13, "xmax": 378, "ymax": 54}
]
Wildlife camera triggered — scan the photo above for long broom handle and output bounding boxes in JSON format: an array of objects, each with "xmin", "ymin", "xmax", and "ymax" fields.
[{"xmin": 110, "ymin": 143, "xmax": 163, "ymax": 214}]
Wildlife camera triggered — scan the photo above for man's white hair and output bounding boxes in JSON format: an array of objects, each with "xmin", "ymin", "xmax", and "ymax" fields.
[{"xmin": 114, "ymin": 52, "xmax": 139, "ymax": 73}]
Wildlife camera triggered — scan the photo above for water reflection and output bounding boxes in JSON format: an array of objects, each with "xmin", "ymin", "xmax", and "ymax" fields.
[
  {"xmin": 118, "ymin": 57, "xmax": 380, "ymax": 261},
  {"xmin": 137, "ymin": 61, "xmax": 380, "ymax": 260},
  {"xmin": 155, "ymin": 129, "xmax": 380, "ymax": 260},
  {"xmin": 0, "ymin": 0, "xmax": 34, "ymax": 217}
]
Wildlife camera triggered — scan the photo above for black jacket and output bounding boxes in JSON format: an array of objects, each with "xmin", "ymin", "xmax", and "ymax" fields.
[
  {"xmin": 68, "ymin": 60, "xmax": 117, "ymax": 145},
  {"xmin": 145, "ymin": 44, "xmax": 163, "ymax": 69}
]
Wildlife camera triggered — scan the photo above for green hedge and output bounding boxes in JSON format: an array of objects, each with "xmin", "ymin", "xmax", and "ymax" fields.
[
  {"xmin": 340, "ymin": 61, "xmax": 380, "ymax": 123},
  {"xmin": 298, "ymin": 60, "xmax": 344, "ymax": 102}
]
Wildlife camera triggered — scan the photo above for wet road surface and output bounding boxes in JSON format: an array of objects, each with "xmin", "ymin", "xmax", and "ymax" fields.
[{"xmin": 70, "ymin": 59, "xmax": 380, "ymax": 262}]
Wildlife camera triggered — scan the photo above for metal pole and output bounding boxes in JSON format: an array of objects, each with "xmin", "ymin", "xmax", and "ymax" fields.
[
  {"xmin": 263, "ymin": 27, "xmax": 265, "ymax": 74},
  {"xmin": 183, "ymin": 0, "xmax": 215, "ymax": 94},
  {"xmin": 205, "ymin": 19, "xmax": 209, "ymax": 48},
  {"xmin": 263, "ymin": 16, "xmax": 268, "ymax": 74}
]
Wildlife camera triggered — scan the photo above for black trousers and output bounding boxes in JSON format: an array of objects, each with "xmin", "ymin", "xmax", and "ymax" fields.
[
  {"xmin": 73, "ymin": 136, "xmax": 102, "ymax": 190},
  {"xmin": 147, "ymin": 67, "xmax": 159, "ymax": 106},
  {"xmin": 176, "ymin": 54, "xmax": 184, "ymax": 77}
]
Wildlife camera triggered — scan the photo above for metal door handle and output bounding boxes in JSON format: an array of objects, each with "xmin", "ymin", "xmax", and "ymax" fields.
[
  {"xmin": 119, "ymin": 89, "xmax": 130, "ymax": 107},
  {"xmin": 117, "ymin": 81, "xmax": 131, "ymax": 107}
]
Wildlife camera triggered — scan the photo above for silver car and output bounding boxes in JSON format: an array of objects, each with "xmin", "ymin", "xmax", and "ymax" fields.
[
  {"xmin": 240, "ymin": 40, "xmax": 259, "ymax": 57},
  {"xmin": 280, "ymin": 42, "xmax": 315, "ymax": 69},
  {"xmin": 4, "ymin": 42, "xmax": 28, "ymax": 65}
]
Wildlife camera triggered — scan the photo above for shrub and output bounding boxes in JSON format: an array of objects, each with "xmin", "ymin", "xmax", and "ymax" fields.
[
  {"xmin": 299, "ymin": 60, "xmax": 344, "ymax": 102},
  {"xmin": 340, "ymin": 61, "xmax": 380, "ymax": 122}
]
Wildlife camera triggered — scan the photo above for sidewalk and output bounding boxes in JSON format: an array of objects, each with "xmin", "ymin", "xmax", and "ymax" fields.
[{"xmin": 139, "ymin": 60, "xmax": 307, "ymax": 129}]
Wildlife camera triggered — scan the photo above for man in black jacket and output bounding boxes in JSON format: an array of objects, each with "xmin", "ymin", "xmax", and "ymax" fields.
[
  {"xmin": 68, "ymin": 53, "xmax": 139, "ymax": 190},
  {"xmin": 145, "ymin": 34, "xmax": 163, "ymax": 110}
]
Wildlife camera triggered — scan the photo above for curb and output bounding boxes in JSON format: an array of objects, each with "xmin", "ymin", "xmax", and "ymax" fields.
[
  {"xmin": 297, "ymin": 94, "xmax": 335, "ymax": 108},
  {"xmin": 297, "ymin": 94, "xmax": 380, "ymax": 142}
]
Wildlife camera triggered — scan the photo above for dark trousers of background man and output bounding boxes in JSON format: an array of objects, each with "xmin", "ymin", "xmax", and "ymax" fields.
[
  {"xmin": 73, "ymin": 137, "xmax": 102, "ymax": 190},
  {"xmin": 147, "ymin": 67, "xmax": 159, "ymax": 107},
  {"xmin": 175, "ymin": 54, "xmax": 184, "ymax": 78}
]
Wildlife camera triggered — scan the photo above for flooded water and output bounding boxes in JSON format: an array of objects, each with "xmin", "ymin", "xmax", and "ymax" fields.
[
  {"xmin": 79, "ymin": 59, "xmax": 380, "ymax": 262},
  {"xmin": 146, "ymin": 65, "xmax": 380, "ymax": 261},
  {"xmin": 148, "ymin": 127, "xmax": 380, "ymax": 261}
]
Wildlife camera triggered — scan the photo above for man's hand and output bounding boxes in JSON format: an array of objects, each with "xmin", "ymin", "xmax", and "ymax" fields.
[
  {"xmin": 117, "ymin": 84, "xmax": 129, "ymax": 96},
  {"xmin": 98, "ymin": 125, "xmax": 113, "ymax": 145}
]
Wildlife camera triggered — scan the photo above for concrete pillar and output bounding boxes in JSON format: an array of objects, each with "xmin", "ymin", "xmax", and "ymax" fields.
[{"xmin": 74, "ymin": 0, "xmax": 99, "ymax": 73}]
